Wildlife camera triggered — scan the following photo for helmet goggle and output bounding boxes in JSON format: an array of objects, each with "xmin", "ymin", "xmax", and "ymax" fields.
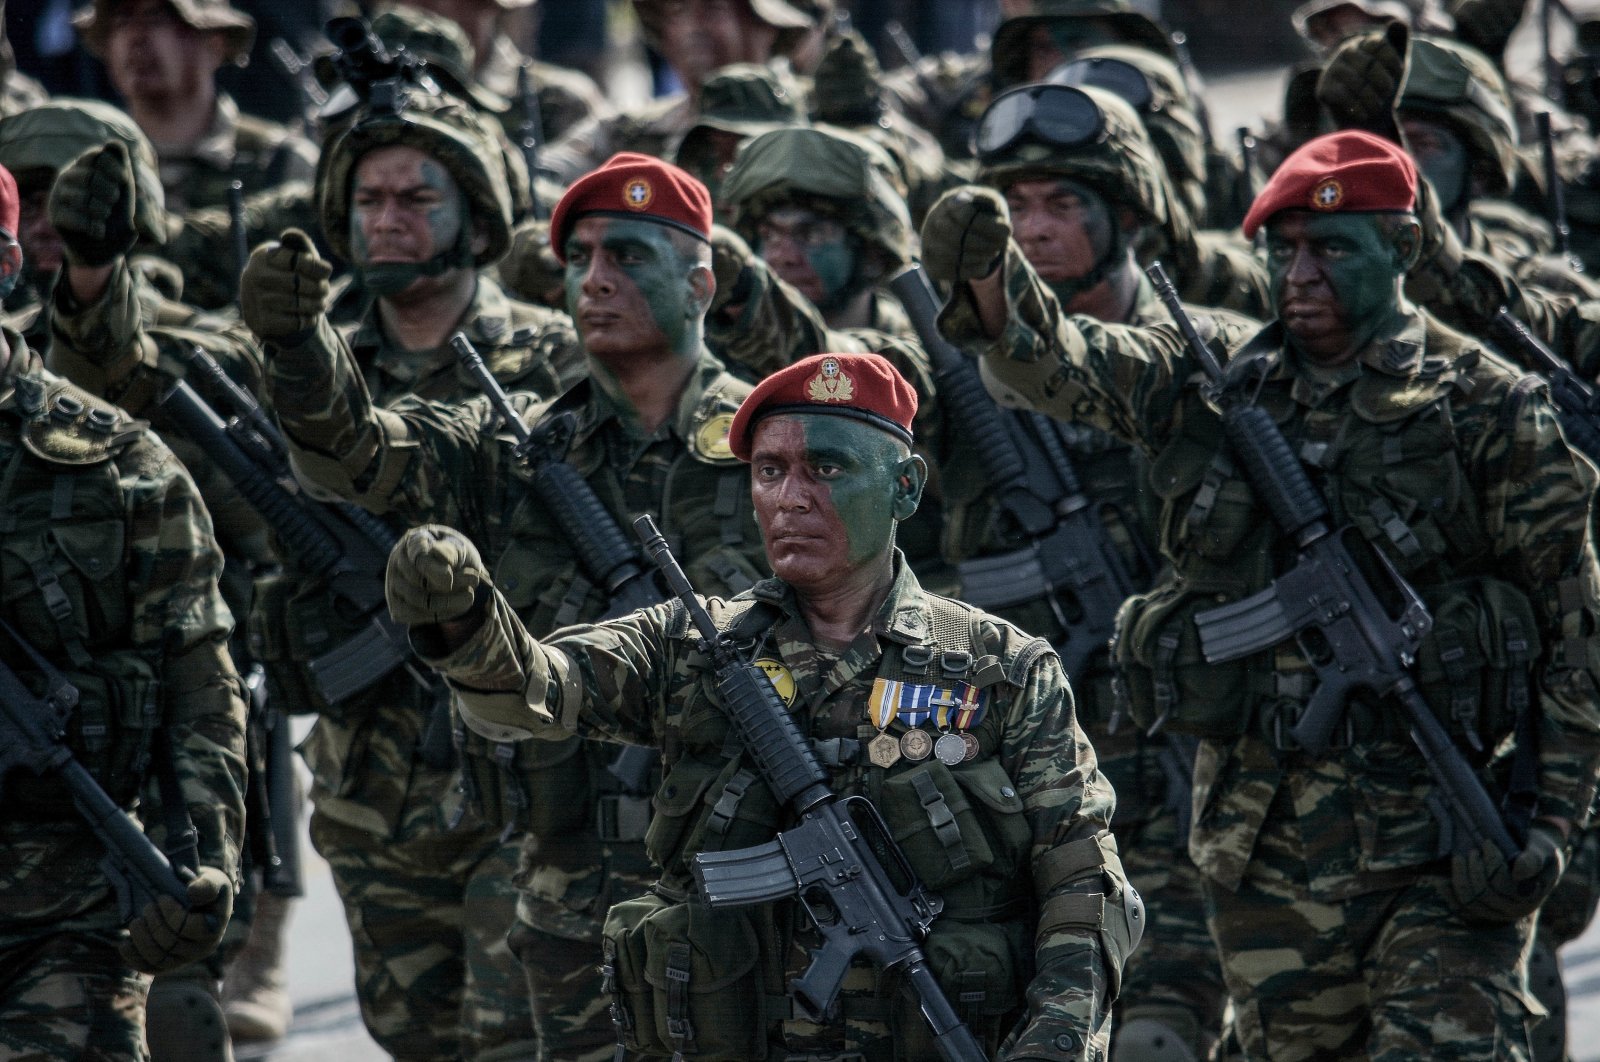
[
  {"xmin": 1049, "ymin": 56, "xmax": 1156, "ymax": 114},
  {"xmin": 975, "ymin": 84, "xmax": 1106, "ymax": 164}
]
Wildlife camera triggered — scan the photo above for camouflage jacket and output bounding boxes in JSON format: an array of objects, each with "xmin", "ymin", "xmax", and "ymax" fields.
[
  {"xmin": 153, "ymin": 93, "xmax": 319, "ymax": 216},
  {"xmin": 422, "ymin": 558, "xmax": 1125, "ymax": 1061},
  {"xmin": 956, "ymin": 264, "xmax": 1600, "ymax": 902},
  {"xmin": 0, "ymin": 332, "xmax": 247, "ymax": 939}
]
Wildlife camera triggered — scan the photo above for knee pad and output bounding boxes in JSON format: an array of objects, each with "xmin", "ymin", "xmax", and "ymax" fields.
[{"xmin": 1113, "ymin": 1006, "xmax": 1202, "ymax": 1062}]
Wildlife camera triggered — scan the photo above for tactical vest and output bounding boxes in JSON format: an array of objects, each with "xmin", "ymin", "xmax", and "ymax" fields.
[
  {"xmin": 601, "ymin": 592, "xmax": 1051, "ymax": 1060},
  {"xmin": 1113, "ymin": 330, "xmax": 1542, "ymax": 752},
  {"xmin": 0, "ymin": 373, "xmax": 164, "ymax": 813}
]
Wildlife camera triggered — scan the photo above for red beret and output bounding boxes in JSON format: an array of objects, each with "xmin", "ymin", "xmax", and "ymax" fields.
[
  {"xmin": 0, "ymin": 163, "xmax": 16, "ymax": 237},
  {"xmin": 1242, "ymin": 130, "xmax": 1417, "ymax": 239},
  {"xmin": 730, "ymin": 353, "xmax": 919, "ymax": 461},
  {"xmin": 549, "ymin": 152, "xmax": 713, "ymax": 263}
]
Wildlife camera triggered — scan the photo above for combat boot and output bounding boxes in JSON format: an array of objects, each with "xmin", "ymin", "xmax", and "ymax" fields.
[{"xmin": 221, "ymin": 890, "xmax": 293, "ymax": 1042}]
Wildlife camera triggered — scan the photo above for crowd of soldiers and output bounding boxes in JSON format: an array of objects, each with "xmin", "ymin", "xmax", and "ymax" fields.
[{"xmin": 4, "ymin": 0, "xmax": 1600, "ymax": 1060}]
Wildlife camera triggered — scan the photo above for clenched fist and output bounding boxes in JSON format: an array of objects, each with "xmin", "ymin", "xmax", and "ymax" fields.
[
  {"xmin": 119, "ymin": 866, "xmax": 232, "ymax": 974},
  {"xmin": 1448, "ymin": 822, "xmax": 1567, "ymax": 925},
  {"xmin": 50, "ymin": 141, "xmax": 138, "ymax": 268},
  {"xmin": 1315, "ymin": 21, "xmax": 1409, "ymax": 138},
  {"xmin": 387, "ymin": 524, "xmax": 490, "ymax": 629},
  {"xmin": 920, "ymin": 186, "xmax": 1011, "ymax": 289},
  {"xmin": 240, "ymin": 228, "xmax": 332, "ymax": 348}
]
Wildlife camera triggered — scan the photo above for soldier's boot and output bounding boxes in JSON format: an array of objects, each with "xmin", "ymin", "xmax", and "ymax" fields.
[
  {"xmin": 1527, "ymin": 934, "xmax": 1568, "ymax": 1062},
  {"xmin": 221, "ymin": 890, "xmax": 294, "ymax": 1042},
  {"xmin": 1114, "ymin": 1005, "xmax": 1205, "ymax": 1062},
  {"xmin": 147, "ymin": 967, "xmax": 234, "ymax": 1062}
]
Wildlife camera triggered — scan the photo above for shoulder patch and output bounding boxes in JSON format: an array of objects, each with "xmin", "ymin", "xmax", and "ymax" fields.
[{"xmin": 18, "ymin": 374, "xmax": 144, "ymax": 466}]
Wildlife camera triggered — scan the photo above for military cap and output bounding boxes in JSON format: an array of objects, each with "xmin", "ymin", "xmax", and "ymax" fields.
[
  {"xmin": 1242, "ymin": 130, "xmax": 1417, "ymax": 238},
  {"xmin": 678, "ymin": 63, "xmax": 804, "ymax": 145},
  {"xmin": 74, "ymin": 0, "xmax": 255, "ymax": 66},
  {"xmin": 549, "ymin": 153, "xmax": 713, "ymax": 262},
  {"xmin": 633, "ymin": 0, "xmax": 815, "ymax": 57},
  {"xmin": 729, "ymin": 352, "xmax": 917, "ymax": 460},
  {"xmin": 1291, "ymin": 0, "xmax": 1414, "ymax": 43}
]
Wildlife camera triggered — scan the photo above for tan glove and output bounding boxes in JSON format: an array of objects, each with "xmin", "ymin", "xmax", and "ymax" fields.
[
  {"xmin": 118, "ymin": 866, "xmax": 233, "ymax": 974},
  {"xmin": 1315, "ymin": 21, "xmax": 1409, "ymax": 139},
  {"xmin": 501, "ymin": 219, "xmax": 567, "ymax": 310},
  {"xmin": 919, "ymin": 185, "xmax": 1012, "ymax": 289},
  {"xmin": 1451, "ymin": 0, "xmax": 1527, "ymax": 62},
  {"xmin": 240, "ymin": 228, "xmax": 332, "ymax": 348},
  {"xmin": 49, "ymin": 141, "xmax": 139, "ymax": 268},
  {"xmin": 710, "ymin": 224, "xmax": 757, "ymax": 318},
  {"xmin": 1448, "ymin": 822, "xmax": 1567, "ymax": 925},
  {"xmin": 386, "ymin": 524, "xmax": 490, "ymax": 628}
]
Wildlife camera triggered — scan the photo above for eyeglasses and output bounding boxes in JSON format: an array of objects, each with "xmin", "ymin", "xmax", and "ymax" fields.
[
  {"xmin": 1049, "ymin": 56, "xmax": 1157, "ymax": 114},
  {"xmin": 974, "ymin": 84, "xmax": 1106, "ymax": 163}
]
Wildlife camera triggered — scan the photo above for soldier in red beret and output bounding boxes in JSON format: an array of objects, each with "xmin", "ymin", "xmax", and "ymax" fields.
[
  {"xmin": 926, "ymin": 127, "xmax": 1600, "ymax": 1058},
  {"xmin": 382, "ymin": 346, "xmax": 1134, "ymax": 1060}
]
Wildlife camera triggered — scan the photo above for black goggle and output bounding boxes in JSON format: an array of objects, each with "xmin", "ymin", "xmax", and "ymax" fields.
[
  {"xmin": 974, "ymin": 84, "xmax": 1106, "ymax": 163},
  {"xmin": 1049, "ymin": 56, "xmax": 1157, "ymax": 114}
]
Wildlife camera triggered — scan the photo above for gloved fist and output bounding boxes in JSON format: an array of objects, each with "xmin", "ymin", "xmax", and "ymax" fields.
[
  {"xmin": 387, "ymin": 524, "xmax": 489, "ymax": 628},
  {"xmin": 501, "ymin": 219, "xmax": 566, "ymax": 309},
  {"xmin": 1448, "ymin": 822, "xmax": 1567, "ymax": 925},
  {"xmin": 710, "ymin": 224, "xmax": 756, "ymax": 317},
  {"xmin": 920, "ymin": 185, "xmax": 1011, "ymax": 289},
  {"xmin": 240, "ymin": 228, "xmax": 332, "ymax": 347},
  {"xmin": 1451, "ymin": 0, "xmax": 1527, "ymax": 62},
  {"xmin": 49, "ymin": 140, "xmax": 139, "ymax": 268},
  {"xmin": 812, "ymin": 31, "xmax": 884, "ymax": 126},
  {"xmin": 1315, "ymin": 20, "xmax": 1409, "ymax": 137},
  {"xmin": 118, "ymin": 866, "xmax": 232, "ymax": 973}
]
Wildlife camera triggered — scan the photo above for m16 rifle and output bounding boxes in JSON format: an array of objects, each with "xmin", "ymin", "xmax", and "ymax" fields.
[
  {"xmin": 634, "ymin": 516, "xmax": 989, "ymax": 1062},
  {"xmin": 1536, "ymin": 112, "xmax": 1582, "ymax": 273},
  {"xmin": 516, "ymin": 65, "xmax": 547, "ymax": 220},
  {"xmin": 1489, "ymin": 307, "xmax": 1600, "ymax": 463},
  {"xmin": 1147, "ymin": 262, "xmax": 1519, "ymax": 861},
  {"xmin": 890, "ymin": 263, "xmax": 1146, "ymax": 679}
]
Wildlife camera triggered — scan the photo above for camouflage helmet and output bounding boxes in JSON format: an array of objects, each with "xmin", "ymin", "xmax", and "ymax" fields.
[
  {"xmin": 674, "ymin": 62, "xmax": 806, "ymax": 159},
  {"xmin": 721, "ymin": 124, "xmax": 913, "ymax": 267},
  {"xmin": 73, "ymin": 0, "xmax": 255, "ymax": 66},
  {"xmin": 975, "ymin": 83, "xmax": 1169, "ymax": 230},
  {"xmin": 1051, "ymin": 44, "xmax": 1207, "ymax": 192},
  {"xmin": 992, "ymin": 0, "xmax": 1178, "ymax": 90},
  {"xmin": 0, "ymin": 97, "xmax": 167, "ymax": 244},
  {"xmin": 319, "ymin": 91, "xmax": 516, "ymax": 266},
  {"xmin": 1399, "ymin": 34, "xmax": 1518, "ymax": 194}
]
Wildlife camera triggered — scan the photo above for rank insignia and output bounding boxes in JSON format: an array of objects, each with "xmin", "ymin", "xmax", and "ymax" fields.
[
  {"xmin": 806, "ymin": 356, "xmax": 855, "ymax": 404},
  {"xmin": 623, "ymin": 178, "xmax": 654, "ymax": 209},
  {"xmin": 1310, "ymin": 178, "xmax": 1343, "ymax": 211}
]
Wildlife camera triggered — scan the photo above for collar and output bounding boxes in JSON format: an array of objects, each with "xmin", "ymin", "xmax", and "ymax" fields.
[
  {"xmin": 355, "ymin": 275, "xmax": 515, "ymax": 384},
  {"xmin": 566, "ymin": 346, "xmax": 730, "ymax": 447},
  {"xmin": 748, "ymin": 551, "xmax": 933, "ymax": 648}
]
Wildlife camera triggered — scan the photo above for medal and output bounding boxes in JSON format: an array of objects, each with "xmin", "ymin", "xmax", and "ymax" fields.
[
  {"xmin": 899, "ymin": 728, "xmax": 933, "ymax": 761},
  {"xmin": 960, "ymin": 732, "xmax": 981, "ymax": 762},
  {"xmin": 868, "ymin": 730, "xmax": 903, "ymax": 768},
  {"xmin": 934, "ymin": 732, "xmax": 967, "ymax": 766}
]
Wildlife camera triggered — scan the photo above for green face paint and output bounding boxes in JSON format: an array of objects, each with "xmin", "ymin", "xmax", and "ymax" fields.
[
  {"xmin": 350, "ymin": 152, "xmax": 468, "ymax": 295},
  {"xmin": 804, "ymin": 237, "xmax": 858, "ymax": 308},
  {"xmin": 564, "ymin": 216, "xmax": 702, "ymax": 358},
  {"xmin": 1401, "ymin": 114, "xmax": 1468, "ymax": 213},
  {"xmin": 1266, "ymin": 212, "xmax": 1405, "ymax": 363}
]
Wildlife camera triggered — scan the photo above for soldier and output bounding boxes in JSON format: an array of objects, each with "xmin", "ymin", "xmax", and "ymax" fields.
[
  {"xmin": 0, "ymin": 158, "xmax": 249, "ymax": 1061},
  {"xmin": 721, "ymin": 125, "xmax": 916, "ymax": 336},
  {"xmin": 930, "ymin": 127, "xmax": 1600, "ymax": 1059},
  {"xmin": 73, "ymin": 0, "xmax": 318, "ymax": 215},
  {"xmin": 669, "ymin": 62, "xmax": 806, "ymax": 220},
  {"xmin": 542, "ymin": 0, "xmax": 814, "ymax": 182},
  {"xmin": 919, "ymin": 82, "xmax": 1261, "ymax": 1062},
  {"xmin": 380, "ymin": 349, "xmax": 1138, "ymax": 1061},
  {"xmin": 242, "ymin": 153, "xmax": 771, "ymax": 1060}
]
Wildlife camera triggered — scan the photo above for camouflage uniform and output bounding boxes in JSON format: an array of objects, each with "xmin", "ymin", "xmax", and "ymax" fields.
[
  {"xmin": 0, "ymin": 328, "xmax": 248, "ymax": 1061},
  {"xmin": 413, "ymin": 548, "xmax": 1132, "ymax": 1061},
  {"xmin": 264, "ymin": 322, "xmax": 768, "ymax": 1059},
  {"xmin": 957, "ymin": 252, "xmax": 1600, "ymax": 1060}
]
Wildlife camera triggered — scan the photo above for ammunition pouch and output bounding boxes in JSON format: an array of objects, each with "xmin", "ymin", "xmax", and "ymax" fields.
[
  {"xmin": 1113, "ymin": 581, "xmax": 1254, "ymax": 739},
  {"xmin": 890, "ymin": 918, "xmax": 1028, "ymax": 1055},
  {"xmin": 247, "ymin": 571, "xmax": 390, "ymax": 721},
  {"xmin": 879, "ymin": 757, "xmax": 1029, "ymax": 892},
  {"xmin": 1412, "ymin": 576, "xmax": 1541, "ymax": 753}
]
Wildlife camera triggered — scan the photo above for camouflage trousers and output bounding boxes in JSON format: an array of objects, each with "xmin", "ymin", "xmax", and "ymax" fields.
[
  {"xmin": 310, "ymin": 788, "xmax": 535, "ymax": 1061},
  {"xmin": 0, "ymin": 927, "xmax": 150, "ymax": 1061},
  {"xmin": 1203, "ymin": 833, "xmax": 1540, "ymax": 1061}
]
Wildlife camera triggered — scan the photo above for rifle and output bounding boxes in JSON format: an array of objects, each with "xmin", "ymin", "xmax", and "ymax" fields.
[
  {"xmin": 0, "ymin": 623, "xmax": 196, "ymax": 922},
  {"xmin": 268, "ymin": 37, "xmax": 330, "ymax": 118},
  {"xmin": 1536, "ymin": 112, "xmax": 1581, "ymax": 272},
  {"xmin": 258, "ymin": 667, "xmax": 304, "ymax": 897},
  {"xmin": 515, "ymin": 65, "xmax": 547, "ymax": 221},
  {"xmin": 634, "ymin": 516, "xmax": 988, "ymax": 1062},
  {"xmin": 883, "ymin": 19, "xmax": 922, "ymax": 68},
  {"xmin": 156, "ymin": 350, "xmax": 411, "ymax": 705},
  {"xmin": 227, "ymin": 179, "xmax": 249, "ymax": 290},
  {"xmin": 452, "ymin": 333, "xmax": 657, "ymax": 793},
  {"xmin": 1489, "ymin": 307, "xmax": 1600, "ymax": 463},
  {"xmin": 889, "ymin": 263, "xmax": 1145, "ymax": 678},
  {"xmin": 1236, "ymin": 127, "xmax": 1261, "ymax": 229},
  {"xmin": 1146, "ymin": 262, "xmax": 1520, "ymax": 861}
]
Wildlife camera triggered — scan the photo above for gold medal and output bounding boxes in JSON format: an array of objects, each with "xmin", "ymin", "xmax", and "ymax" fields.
[
  {"xmin": 694, "ymin": 413, "xmax": 735, "ymax": 461},
  {"xmin": 868, "ymin": 730, "xmax": 903, "ymax": 768},
  {"xmin": 899, "ymin": 729, "xmax": 933, "ymax": 761},
  {"xmin": 934, "ymin": 732, "xmax": 966, "ymax": 766},
  {"xmin": 960, "ymin": 732, "xmax": 981, "ymax": 762}
]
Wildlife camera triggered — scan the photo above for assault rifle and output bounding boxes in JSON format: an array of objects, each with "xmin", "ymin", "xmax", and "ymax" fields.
[
  {"xmin": 1147, "ymin": 263, "xmax": 1520, "ymax": 861},
  {"xmin": 635, "ymin": 516, "xmax": 988, "ymax": 1062},
  {"xmin": 1536, "ymin": 112, "xmax": 1581, "ymax": 272},
  {"xmin": 516, "ymin": 65, "xmax": 547, "ymax": 221},
  {"xmin": 227, "ymin": 179, "xmax": 249, "ymax": 290},
  {"xmin": 1489, "ymin": 308, "xmax": 1600, "ymax": 464},
  {"xmin": 0, "ymin": 625, "xmax": 196, "ymax": 922},
  {"xmin": 325, "ymin": 16, "xmax": 439, "ymax": 114},
  {"xmin": 453, "ymin": 333, "xmax": 657, "ymax": 792},
  {"xmin": 889, "ymin": 263, "xmax": 1144, "ymax": 678},
  {"xmin": 157, "ymin": 349, "xmax": 411, "ymax": 705}
]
